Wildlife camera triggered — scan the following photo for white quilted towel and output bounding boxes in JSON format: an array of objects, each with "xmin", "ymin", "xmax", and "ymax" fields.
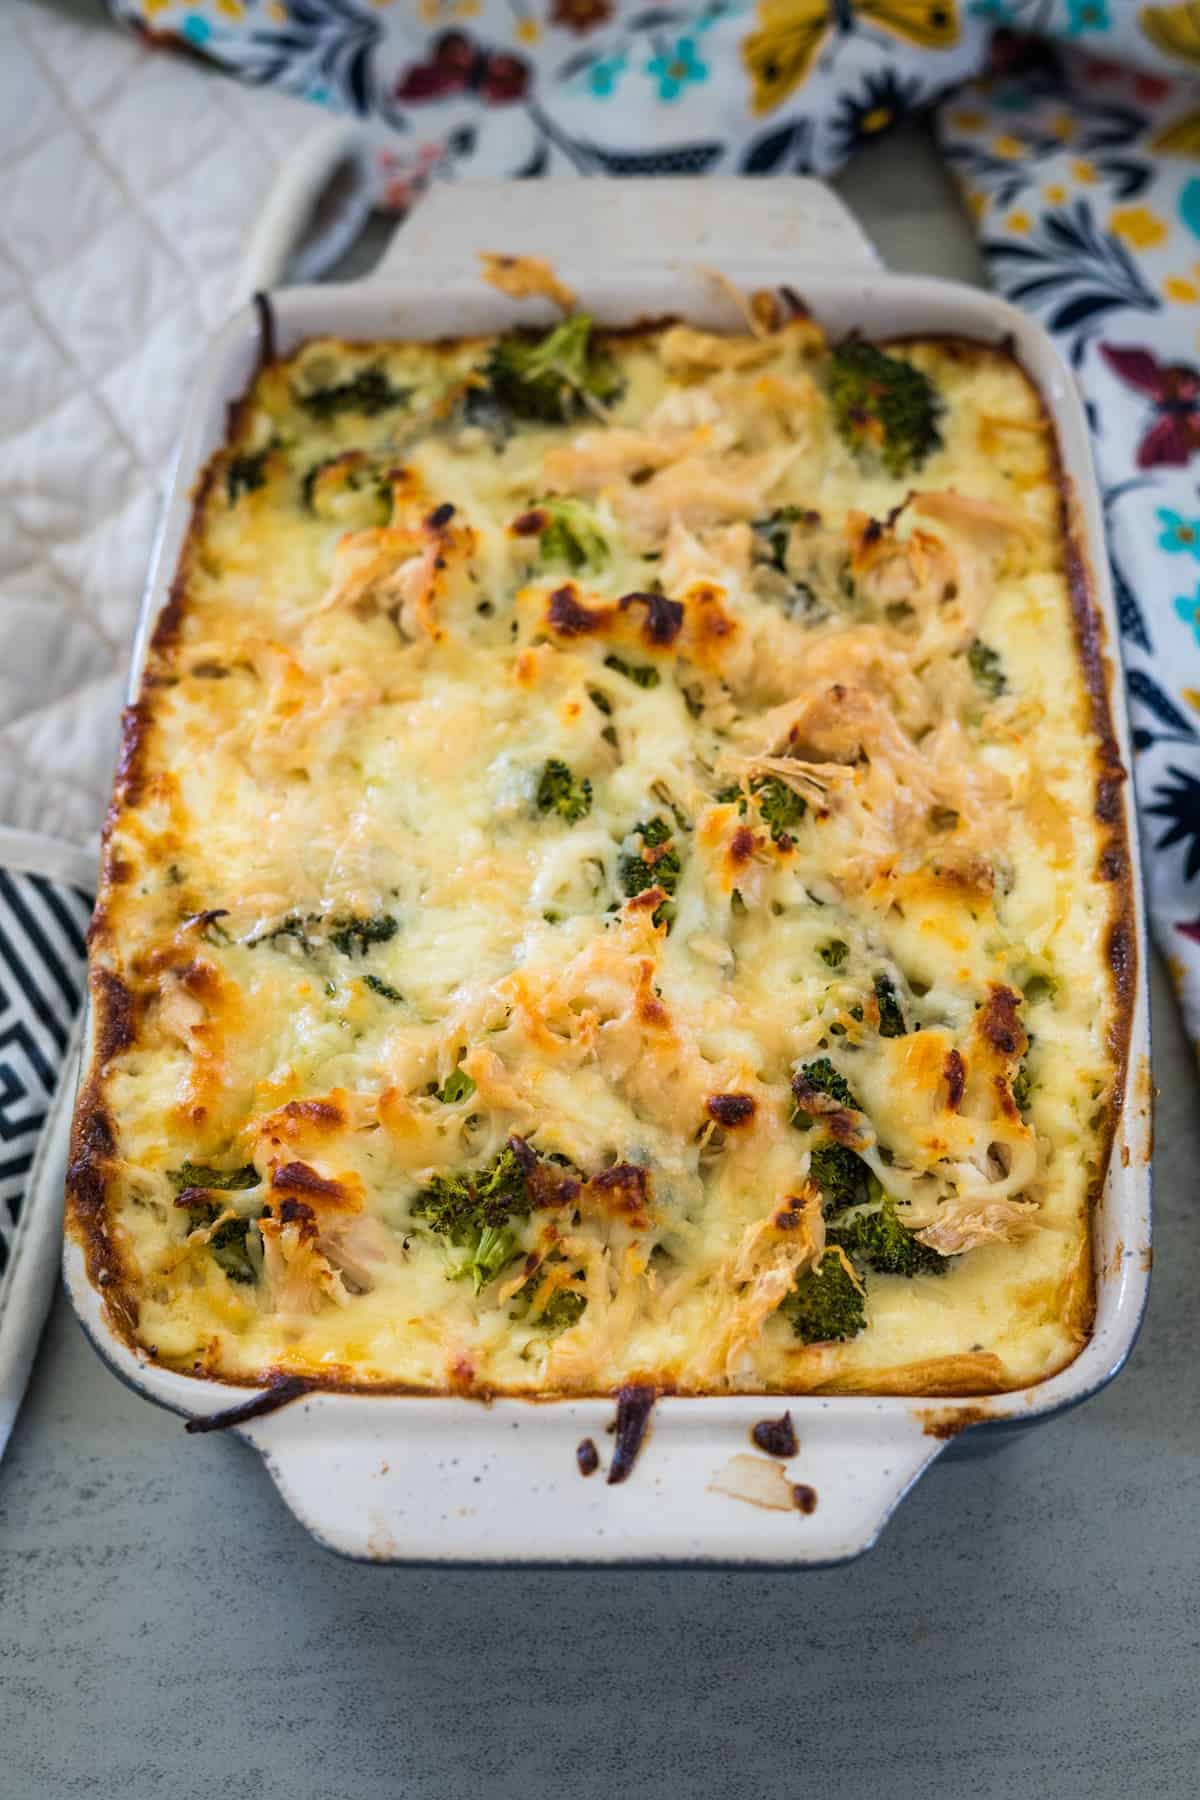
[{"xmin": 0, "ymin": 0, "xmax": 371, "ymax": 1455}]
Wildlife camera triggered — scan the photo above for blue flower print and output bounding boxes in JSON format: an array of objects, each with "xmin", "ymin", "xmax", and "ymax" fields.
[
  {"xmin": 587, "ymin": 54, "xmax": 626, "ymax": 98},
  {"xmin": 1158, "ymin": 509, "xmax": 1200, "ymax": 558},
  {"xmin": 968, "ymin": 1, "xmax": 1019, "ymax": 19},
  {"xmin": 1174, "ymin": 583, "xmax": 1200, "ymax": 642},
  {"xmin": 1180, "ymin": 178, "xmax": 1200, "ymax": 242},
  {"xmin": 182, "ymin": 13, "xmax": 211, "ymax": 47},
  {"xmin": 1064, "ymin": 0, "xmax": 1110, "ymax": 34},
  {"xmin": 646, "ymin": 37, "xmax": 708, "ymax": 103}
]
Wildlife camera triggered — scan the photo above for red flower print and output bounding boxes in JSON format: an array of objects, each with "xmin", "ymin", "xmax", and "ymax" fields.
[
  {"xmin": 1177, "ymin": 916, "xmax": 1200, "ymax": 944},
  {"xmin": 395, "ymin": 30, "xmax": 529, "ymax": 107},
  {"xmin": 1083, "ymin": 57, "xmax": 1123, "ymax": 83},
  {"xmin": 1100, "ymin": 344, "xmax": 1200, "ymax": 468},
  {"xmin": 1135, "ymin": 74, "xmax": 1173, "ymax": 106}
]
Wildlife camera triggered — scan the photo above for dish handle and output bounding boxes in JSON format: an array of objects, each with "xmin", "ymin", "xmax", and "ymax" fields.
[
  {"xmin": 372, "ymin": 175, "xmax": 881, "ymax": 287},
  {"xmin": 240, "ymin": 1395, "xmax": 947, "ymax": 1566}
]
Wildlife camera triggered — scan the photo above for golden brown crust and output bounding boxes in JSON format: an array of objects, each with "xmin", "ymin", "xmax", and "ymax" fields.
[{"xmin": 1048, "ymin": 462, "xmax": 1137, "ymax": 1342}]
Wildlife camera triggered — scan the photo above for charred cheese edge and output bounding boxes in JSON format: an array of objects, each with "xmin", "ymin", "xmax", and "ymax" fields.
[{"xmin": 68, "ymin": 308, "xmax": 1133, "ymax": 1397}]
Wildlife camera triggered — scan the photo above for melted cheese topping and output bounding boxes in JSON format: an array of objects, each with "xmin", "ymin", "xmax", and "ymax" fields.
[{"xmin": 71, "ymin": 311, "xmax": 1127, "ymax": 1395}]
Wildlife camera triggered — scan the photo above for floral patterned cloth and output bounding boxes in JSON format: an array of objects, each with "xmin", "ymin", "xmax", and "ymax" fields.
[
  {"xmin": 102, "ymin": 0, "xmax": 1200, "ymax": 1055},
  {"xmin": 104, "ymin": 3, "xmax": 1200, "ymax": 204},
  {"xmin": 938, "ymin": 33, "xmax": 1200, "ymax": 1053},
  {"xmin": 109, "ymin": 1, "xmax": 987, "ymax": 203}
]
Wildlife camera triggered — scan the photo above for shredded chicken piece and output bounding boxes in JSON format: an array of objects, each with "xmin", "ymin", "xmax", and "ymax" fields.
[
  {"xmin": 658, "ymin": 323, "xmax": 779, "ymax": 372},
  {"xmin": 846, "ymin": 513, "xmax": 994, "ymax": 653},
  {"xmin": 543, "ymin": 424, "xmax": 725, "ymax": 494},
  {"xmin": 659, "ymin": 517, "xmax": 753, "ymax": 593},
  {"xmin": 644, "ymin": 386, "xmax": 726, "ymax": 433},
  {"xmin": 736, "ymin": 679, "xmax": 1013, "ymax": 893},
  {"xmin": 916, "ymin": 1198, "xmax": 1039, "ymax": 1256},
  {"xmin": 616, "ymin": 448, "xmax": 797, "ymax": 541},
  {"xmin": 764, "ymin": 682, "xmax": 930, "ymax": 773},
  {"xmin": 258, "ymin": 1210, "xmax": 348, "ymax": 1314},
  {"xmin": 322, "ymin": 529, "xmax": 443, "ymax": 641},
  {"xmin": 911, "ymin": 488, "xmax": 1037, "ymax": 554},
  {"xmin": 719, "ymin": 1186, "xmax": 824, "ymax": 1380},
  {"xmin": 318, "ymin": 1212, "xmax": 396, "ymax": 1292},
  {"xmin": 478, "ymin": 251, "xmax": 576, "ymax": 312},
  {"xmin": 744, "ymin": 618, "xmax": 935, "ymax": 727},
  {"xmin": 545, "ymin": 1238, "xmax": 646, "ymax": 1388}
]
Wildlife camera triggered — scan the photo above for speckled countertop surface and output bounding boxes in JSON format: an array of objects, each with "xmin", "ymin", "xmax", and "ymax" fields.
[{"xmin": 3, "ymin": 121, "xmax": 1197, "ymax": 1800}]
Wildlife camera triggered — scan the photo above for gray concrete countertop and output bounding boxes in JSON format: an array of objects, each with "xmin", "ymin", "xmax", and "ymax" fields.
[{"xmin": 3, "ymin": 122, "xmax": 1195, "ymax": 1800}]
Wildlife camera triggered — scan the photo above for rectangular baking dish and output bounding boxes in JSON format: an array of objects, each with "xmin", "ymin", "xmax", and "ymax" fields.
[{"xmin": 63, "ymin": 186, "xmax": 1152, "ymax": 1565}]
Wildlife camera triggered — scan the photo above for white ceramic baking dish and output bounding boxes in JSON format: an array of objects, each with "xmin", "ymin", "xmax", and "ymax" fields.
[{"xmin": 63, "ymin": 182, "xmax": 1152, "ymax": 1565}]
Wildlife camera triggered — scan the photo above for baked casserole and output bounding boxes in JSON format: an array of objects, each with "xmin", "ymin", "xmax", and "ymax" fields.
[{"xmin": 68, "ymin": 294, "xmax": 1133, "ymax": 1397}]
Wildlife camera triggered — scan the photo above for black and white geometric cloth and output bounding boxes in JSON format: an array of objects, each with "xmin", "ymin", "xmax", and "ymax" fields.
[{"xmin": 0, "ymin": 870, "xmax": 91, "ymax": 1280}]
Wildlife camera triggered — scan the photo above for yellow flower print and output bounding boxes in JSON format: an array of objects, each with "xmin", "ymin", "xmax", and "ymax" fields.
[
  {"xmin": 964, "ymin": 189, "xmax": 987, "ymax": 224},
  {"xmin": 265, "ymin": 0, "xmax": 286, "ymax": 18},
  {"xmin": 1043, "ymin": 183, "xmax": 1067, "ymax": 204},
  {"xmin": 1050, "ymin": 112, "xmax": 1075, "ymax": 142},
  {"xmin": 949, "ymin": 110, "xmax": 984, "ymax": 133},
  {"xmin": 214, "ymin": 0, "xmax": 243, "ymax": 16},
  {"xmin": 143, "ymin": 0, "xmax": 169, "ymax": 13},
  {"xmin": 992, "ymin": 135, "xmax": 1024, "ymax": 160},
  {"xmin": 1184, "ymin": 688, "xmax": 1200, "ymax": 712},
  {"xmin": 1110, "ymin": 206, "xmax": 1169, "ymax": 251},
  {"xmin": 420, "ymin": 0, "xmax": 479, "ymax": 22},
  {"xmin": 1071, "ymin": 158, "xmax": 1098, "ymax": 183},
  {"xmin": 1006, "ymin": 211, "xmax": 1032, "ymax": 235},
  {"xmin": 515, "ymin": 17, "xmax": 542, "ymax": 42},
  {"xmin": 1165, "ymin": 276, "xmax": 1200, "ymax": 303}
]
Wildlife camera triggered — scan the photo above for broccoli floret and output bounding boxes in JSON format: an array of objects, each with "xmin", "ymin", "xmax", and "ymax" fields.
[
  {"xmin": 411, "ymin": 1142, "xmax": 534, "ymax": 1293},
  {"xmin": 294, "ymin": 364, "xmax": 411, "ymax": 421},
  {"xmin": 967, "ymin": 638, "xmax": 1007, "ymax": 699},
  {"xmin": 516, "ymin": 1260, "xmax": 588, "ymax": 1334},
  {"xmin": 780, "ymin": 1251, "xmax": 867, "ymax": 1344},
  {"xmin": 328, "ymin": 914, "xmax": 399, "ymax": 957},
  {"xmin": 873, "ymin": 973, "xmax": 908, "ymax": 1038},
  {"xmin": 203, "ymin": 1215, "xmax": 260, "ymax": 1284},
  {"xmin": 828, "ymin": 1196, "xmax": 947, "ymax": 1278},
  {"xmin": 819, "ymin": 939, "xmax": 849, "ymax": 968},
  {"xmin": 539, "ymin": 1289, "xmax": 588, "ymax": 1331},
  {"xmin": 363, "ymin": 973, "xmax": 403, "ymax": 1004},
  {"xmin": 536, "ymin": 759, "xmax": 593, "ymax": 823},
  {"xmin": 808, "ymin": 1143, "xmax": 872, "ymax": 1217},
  {"xmin": 170, "ymin": 1166, "xmax": 262, "ymax": 1283},
  {"xmin": 828, "ymin": 340, "xmax": 943, "ymax": 478},
  {"xmin": 437, "ymin": 1066, "xmax": 477, "ymax": 1105},
  {"xmin": 751, "ymin": 775, "xmax": 806, "ymax": 843},
  {"xmin": 791, "ymin": 1057, "xmax": 860, "ymax": 1124},
  {"xmin": 226, "ymin": 449, "xmax": 270, "ymax": 505},
  {"xmin": 618, "ymin": 816, "xmax": 681, "ymax": 926},
  {"xmin": 301, "ymin": 454, "xmax": 391, "ymax": 525},
  {"xmin": 537, "ymin": 498, "xmax": 608, "ymax": 573},
  {"xmin": 605, "ymin": 654, "xmax": 660, "ymax": 689},
  {"xmin": 168, "ymin": 1163, "xmax": 259, "ymax": 1193},
  {"xmin": 477, "ymin": 316, "xmax": 620, "ymax": 426}
]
